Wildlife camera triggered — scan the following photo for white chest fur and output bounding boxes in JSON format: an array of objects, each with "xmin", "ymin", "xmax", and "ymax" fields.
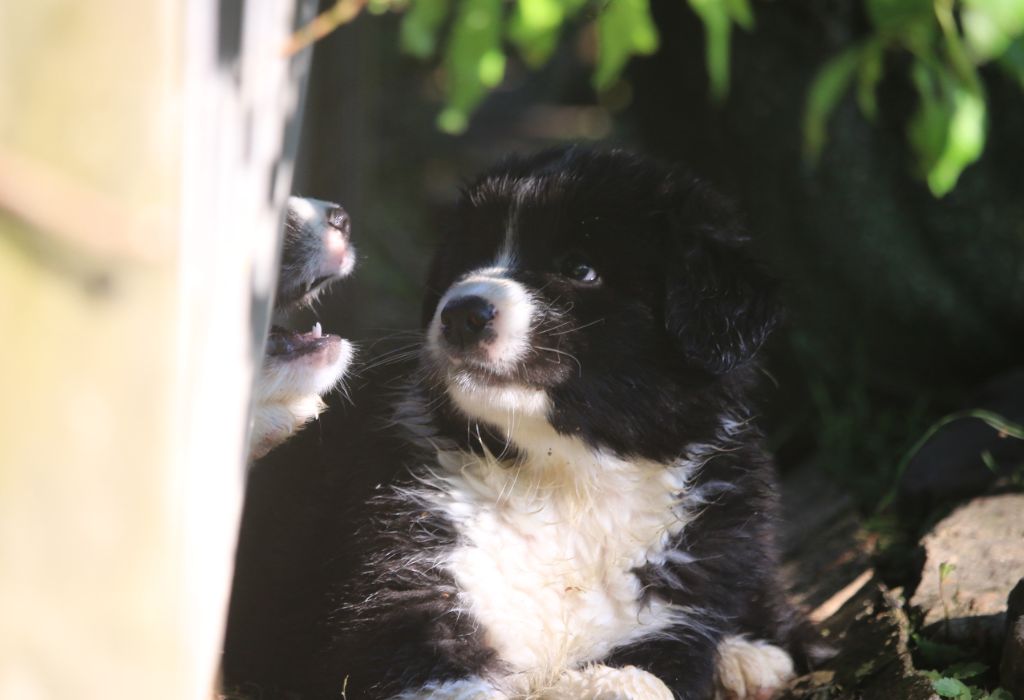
[{"xmin": 413, "ymin": 412, "xmax": 696, "ymax": 685}]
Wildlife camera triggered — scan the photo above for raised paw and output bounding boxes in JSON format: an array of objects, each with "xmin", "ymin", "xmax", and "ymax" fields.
[{"xmin": 249, "ymin": 333, "xmax": 352, "ymax": 459}]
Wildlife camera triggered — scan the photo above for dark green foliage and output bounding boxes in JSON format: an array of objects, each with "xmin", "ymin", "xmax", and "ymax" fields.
[
  {"xmin": 389, "ymin": 0, "xmax": 751, "ymax": 130},
  {"xmin": 300, "ymin": 0, "xmax": 1024, "ymax": 192},
  {"xmin": 593, "ymin": 0, "xmax": 659, "ymax": 92},
  {"xmin": 805, "ymin": 0, "xmax": 1024, "ymax": 195},
  {"xmin": 878, "ymin": 409, "xmax": 1024, "ymax": 509},
  {"xmin": 435, "ymin": 0, "xmax": 506, "ymax": 133},
  {"xmin": 381, "ymin": 0, "xmax": 1024, "ymax": 193}
]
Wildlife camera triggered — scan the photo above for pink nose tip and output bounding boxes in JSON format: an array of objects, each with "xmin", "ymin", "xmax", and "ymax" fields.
[{"xmin": 321, "ymin": 219, "xmax": 355, "ymax": 277}]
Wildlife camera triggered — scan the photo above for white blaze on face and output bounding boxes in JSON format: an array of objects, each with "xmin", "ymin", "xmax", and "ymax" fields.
[
  {"xmin": 428, "ymin": 267, "xmax": 548, "ymax": 426},
  {"xmin": 287, "ymin": 194, "xmax": 318, "ymax": 221},
  {"xmin": 428, "ymin": 268, "xmax": 536, "ymax": 374},
  {"xmin": 286, "ymin": 195, "xmax": 356, "ymax": 282}
]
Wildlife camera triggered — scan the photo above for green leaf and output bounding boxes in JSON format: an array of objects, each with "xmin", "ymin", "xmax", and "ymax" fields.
[
  {"xmin": 866, "ymin": 0, "xmax": 934, "ymax": 36},
  {"xmin": 998, "ymin": 36, "xmax": 1024, "ymax": 87},
  {"xmin": 942, "ymin": 661, "xmax": 988, "ymax": 680},
  {"xmin": 908, "ymin": 59, "xmax": 951, "ymax": 169},
  {"xmin": 939, "ymin": 561, "xmax": 957, "ymax": 581},
  {"xmin": 986, "ymin": 689, "xmax": 1015, "ymax": 700},
  {"xmin": 913, "ymin": 633, "xmax": 973, "ymax": 668},
  {"xmin": 932, "ymin": 676, "xmax": 972, "ymax": 699},
  {"xmin": 866, "ymin": 0, "xmax": 937, "ymax": 56},
  {"xmin": 856, "ymin": 38, "xmax": 885, "ymax": 121},
  {"xmin": 724, "ymin": 0, "xmax": 754, "ymax": 30},
  {"xmin": 688, "ymin": 0, "xmax": 739, "ymax": 101},
  {"xmin": 879, "ymin": 409, "xmax": 1024, "ymax": 512},
  {"xmin": 981, "ymin": 449, "xmax": 998, "ymax": 472},
  {"xmin": 508, "ymin": 0, "xmax": 585, "ymax": 67},
  {"xmin": 400, "ymin": 0, "xmax": 451, "ymax": 58},
  {"xmin": 803, "ymin": 44, "xmax": 862, "ymax": 162},
  {"xmin": 907, "ymin": 58, "xmax": 986, "ymax": 197},
  {"xmin": 438, "ymin": 0, "xmax": 505, "ymax": 133},
  {"xmin": 927, "ymin": 80, "xmax": 986, "ymax": 195},
  {"xmin": 934, "ymin": 0, "xmax": 980, "ymax": 84},
  {"xmin": 962, "ymin": 0, "xmax": 1024, "ymax": 62},
  {"xmin": 593, "ymin": 0, "xmax": 659, "ymax": 92},
  {"xmin": 366, "ymin": 0, "xmax": 396, "ymax": 15},
  {"xmin": 965, "ymin": 408, "xmax": 1024, "ymax": 439}
]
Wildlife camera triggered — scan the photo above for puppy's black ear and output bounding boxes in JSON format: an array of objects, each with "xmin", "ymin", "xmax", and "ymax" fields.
[{"xmin": 664, "ymin": 231, "xmax": 781, "ymax": 375}]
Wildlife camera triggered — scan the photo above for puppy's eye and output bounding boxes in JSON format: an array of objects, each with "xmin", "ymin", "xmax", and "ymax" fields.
[{"xmin": 561, "ymin": 257, "xmax": 600, "ymax": 284}]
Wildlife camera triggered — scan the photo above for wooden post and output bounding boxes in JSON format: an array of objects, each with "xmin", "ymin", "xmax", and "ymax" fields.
[{"xmin": 0, "ymin": 1, "xmax": 315, "ymax": 698}]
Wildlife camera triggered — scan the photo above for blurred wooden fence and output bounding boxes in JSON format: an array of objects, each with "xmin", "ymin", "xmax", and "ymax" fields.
[{"xmin": 0, "ymin": 0, "xmax": 315, "ymax": 697}]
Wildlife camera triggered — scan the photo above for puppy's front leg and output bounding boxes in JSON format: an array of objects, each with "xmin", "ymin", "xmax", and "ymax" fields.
[
  {"xmin": 249, "ymin": 330, "xmax": 352, "ymax": 459},
  {"xmin": 712, "ymin": 636, "xmax": 794, "ymax": 700},
  {"xmin": 391, "ymin": 677, "xmax": 510, "ymax": 700},
  {"xmin": 599, "ymin": 630, "xmax": 719, "ymax": 700},
  {"xmin": 547, "ymin": 664, "xmax": 674, "ymax": 700}
]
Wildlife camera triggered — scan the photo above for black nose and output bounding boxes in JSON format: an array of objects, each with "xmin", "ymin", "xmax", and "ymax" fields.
[
  {"xmin": 327, "ymin": 206, "xmax": 350, "ymax": 237},
  {"xmin": 440, "ymin": 295, "xmax": 496, "ymax": 349}
]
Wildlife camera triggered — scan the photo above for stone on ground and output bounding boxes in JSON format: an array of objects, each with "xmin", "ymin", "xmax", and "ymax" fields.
[{"xmin": 909, "ymin": 494, "xmax": 1024, "ymax": 649}]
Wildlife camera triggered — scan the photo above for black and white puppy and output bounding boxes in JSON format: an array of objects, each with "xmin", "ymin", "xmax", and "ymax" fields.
[
  {"xmin": 249, "ymin": 196, "xmax": 356, "ymax": 459},
  {"xmin": 308, "ymin": 148, "xmax": 818, "ymax": 699}
]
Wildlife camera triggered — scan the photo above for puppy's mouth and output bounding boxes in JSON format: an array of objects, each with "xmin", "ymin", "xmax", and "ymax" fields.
[
  {"xmin": 293, "ymin": 276, "xmax": 337, "ymax": 308},
  {"xmin": 309, "ymin": 275, "xmax": 335, "ymax": 292},
  {"xmin": 267, "ymin": 322, "xmax": 342, "ymax": 359}
]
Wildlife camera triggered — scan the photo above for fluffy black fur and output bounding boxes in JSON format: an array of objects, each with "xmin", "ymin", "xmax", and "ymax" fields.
[{"xmin": 223, "ymin": 147, "xmax": 817, "ymax": 700}]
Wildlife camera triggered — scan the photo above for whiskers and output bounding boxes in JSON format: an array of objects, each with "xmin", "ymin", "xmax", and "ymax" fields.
[
  {"xmin": 534, "ymin": 309, "xmax": 605, "ymax": 339},
  {"xmin": 333, "ymin": 380, "xmax": 355, "ymax": 406},
  {"xmin": 353, "ymin": 329, "xmax": 427, "ymax": 375},
  {"xmin": 547, "ymin": 317, "xmax": 604, "ymax": 336},
  {"xmin": 358, "ymin": 344, "xmax": 422, "ymax": 373},
  {"xmin": 534, "ymin": 345, "xmax": 583, "ymax": 378}
]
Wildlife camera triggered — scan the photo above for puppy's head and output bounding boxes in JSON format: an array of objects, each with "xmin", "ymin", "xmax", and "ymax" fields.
[
  {"xmin": 266, "ymin": 196, "xmax": 357, "ymax": 377},
  {"xmin": 276, "ymin": 196, "xmax": 357, "ymax": 309},
  {"xmin": 251, "ymin": 197, "xmax": 357, "ymax": 459},
  {"xmin": 422, "ymin": 148, "xmax": 780, "ymax": 460}
]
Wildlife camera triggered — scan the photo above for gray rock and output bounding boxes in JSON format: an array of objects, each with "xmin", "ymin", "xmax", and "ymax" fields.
[
  {"xmin": 1001, "ymin": 579, "xmax": 1024, "ymax": 699},
  {"xmin": 910, "ymin": 495, "xmax": 1024, "ymax": 648}
]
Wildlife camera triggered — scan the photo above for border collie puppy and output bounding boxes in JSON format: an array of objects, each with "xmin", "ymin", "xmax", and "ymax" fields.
[
  {"xmin": 249, "ymin": 196, "xmax": 356, "ymax": 459},
  {"xmin": 310, "ymin": 148, "xmax": 817, "ymax": 699}
]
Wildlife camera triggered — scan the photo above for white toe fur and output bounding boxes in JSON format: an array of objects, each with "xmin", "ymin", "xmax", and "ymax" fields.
[
  {"xmin": 391, "ymin": 677, "xmax": 509, "ymax": 699},
  {"xmin": 545, "ymin": 664, "xmax": 674, "ymax": 700},
  {"xmin": 392, "ymin": 665, "xmax": 672, "ymax": 700},
  {"xmin": 714, "ymin": 636, "xmax": 795, "ymax": 700}
]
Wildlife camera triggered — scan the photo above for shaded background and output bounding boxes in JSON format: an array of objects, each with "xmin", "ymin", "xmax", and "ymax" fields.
[{"xmin": 289, "ymin": 0, "xmax": 1024, "ymax": 503}]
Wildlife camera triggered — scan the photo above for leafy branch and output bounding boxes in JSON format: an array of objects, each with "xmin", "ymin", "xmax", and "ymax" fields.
[
  {"xmin": 285, "ymin": 0, "xmax": 752, "ymax": 131},
  {"xmin": 804, "ymin": 0, "xmax": 1024, "ymax": 196},
  {"xmin": 877, "ymin": 408, "xmax": 1024, "ymax": 512},
  {"xmin": 287, "ymin": 0, "xmax": 1024, "ymax": 195}
]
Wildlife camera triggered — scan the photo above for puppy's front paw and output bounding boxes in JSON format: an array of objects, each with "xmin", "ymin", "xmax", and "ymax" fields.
[
  {"xmin": 548, "ymin": 664, "xmax": 673, "ymax": 700},
  {"xmin": 714, "ymin": 636, "xmax": 795, "ymax": 700},
  {"xmin": 392, "ymin": 677, "xmax": 509, "ymax": 699},
  {"xmin": 249, "ymin": 332, "xmax": 352, "ymax": 458}
]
